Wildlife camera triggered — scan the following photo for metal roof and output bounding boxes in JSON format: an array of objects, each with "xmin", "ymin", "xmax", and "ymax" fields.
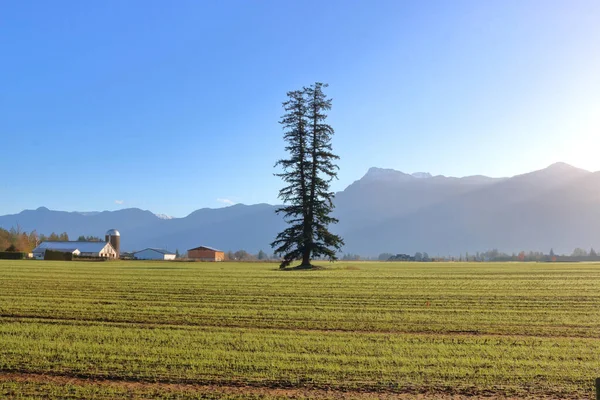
[
  {"xmin": 133, "ymin": 248, "xmax": 175, "ymax": 255},
  {"xmin": 33, "ymin": 241, "xmax": 112, "ymax": 253},
  {"xmin": 33, "ymin": 247, "xmax": 79, "ymax": 254},
  {"xmin": 106, "ymin": 229, "xmax": 120, "ymax": 236},
  {"xmin": 188, "ymin": 245, "xmax": 222, "ymax": 252}
]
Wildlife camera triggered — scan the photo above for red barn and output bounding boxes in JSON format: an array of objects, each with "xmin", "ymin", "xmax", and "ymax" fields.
[{"xmin": 187, "ymin": 246, "xmax": 225, "ymax": 261}]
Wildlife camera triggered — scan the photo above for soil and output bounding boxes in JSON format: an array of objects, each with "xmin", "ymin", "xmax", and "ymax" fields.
[{"xmin": 0, "ymin": 371, "xmax": 580, "ymax": 399}]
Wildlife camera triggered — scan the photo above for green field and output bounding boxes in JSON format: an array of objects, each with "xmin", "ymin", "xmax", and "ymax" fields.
[{"xmin": 1, "ymin": 260, "xmax": 599, "ymax": 399}]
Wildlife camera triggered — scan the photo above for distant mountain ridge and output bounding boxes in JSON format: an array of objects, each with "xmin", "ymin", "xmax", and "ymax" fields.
[
  {"xmin": 1, "ymin": 163, "xmax": 599, "ymax": 256},
  {"xmin": 361, "ymin": 167, "xmax": 505, "ymax": 184}
]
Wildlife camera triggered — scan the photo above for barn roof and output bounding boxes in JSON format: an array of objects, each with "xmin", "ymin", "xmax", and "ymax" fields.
[
  {"xmin": 34, "ymin": 247, "xmax": 79, "ymax": 254},
  {"xmin": 188, "ymin": 245, "xmax": 222, "ymax": 252},
  {"xmin": 33, "ymin": 241, "xmax": 111, "ymax": 253},
  {"xmin": 133, "ymin": 248, "xmax": 175, "ymax": 255}
]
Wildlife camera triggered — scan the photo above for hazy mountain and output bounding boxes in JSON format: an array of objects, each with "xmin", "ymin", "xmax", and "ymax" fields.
[
  {"xmin": 0, "ymin": 207, "xmax": 165, "ymax": 250},
  {"xmin": 1, "ymin": 163, "xmax": 598, "ymax": 256},
  {"xmin": 0, "ymin": 204, "xmax": 283, "ymax": 253},
  {"xmin": 333, "ymin": 167, "xmax": 504, "ymax": 227},
  {"xmin": 341, "ymin": 163, "xmax": 599, "ymax": 256},
  {"xmin": 411, "ymin": 172, "xmax": 433, "ymax": 179}
]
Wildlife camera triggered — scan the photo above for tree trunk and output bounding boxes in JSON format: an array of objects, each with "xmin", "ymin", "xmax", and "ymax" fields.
[
  {"xmin": 301, "ymin": 249, "xmax": 311, "ymax": 267},
  {"xmin": 302, "ymin": 90, "xmax": 319, "ymax": 269}
]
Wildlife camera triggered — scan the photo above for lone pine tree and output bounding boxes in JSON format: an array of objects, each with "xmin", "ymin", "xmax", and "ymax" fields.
[{"xmin": 271, "ymin": 83, "xmax": 344, "ymax": 269}]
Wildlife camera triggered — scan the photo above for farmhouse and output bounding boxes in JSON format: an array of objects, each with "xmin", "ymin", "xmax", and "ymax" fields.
[
  {"xmin": 133, "ymin": 248, "xmax": 176, "ymax": 260},
  {"xmin": 32, "ymin": 241, "xmax": 117, "ymax": 260},
  {"xmin": 187, "ymin": 246, "xmax": 225, "ymax": 261}
]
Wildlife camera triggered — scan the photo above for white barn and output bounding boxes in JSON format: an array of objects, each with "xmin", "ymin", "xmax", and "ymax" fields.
[
  {"xmin": 133, "ymin": 248, "xmax": 176, "ymax": 261},
  {"xmin": 32, "ymin": 241, "xmax": 117, "ymax": 260}
]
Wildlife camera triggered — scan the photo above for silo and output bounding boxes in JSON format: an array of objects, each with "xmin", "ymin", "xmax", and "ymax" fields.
[{"xmin": 105, "ymin": 229, "xmax": 121, "ymax": 259}]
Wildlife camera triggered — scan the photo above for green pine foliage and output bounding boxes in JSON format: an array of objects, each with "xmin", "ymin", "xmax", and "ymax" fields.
[{"xmin": 272, "ymin": 83, "xmax": 344, "ymax": 268}]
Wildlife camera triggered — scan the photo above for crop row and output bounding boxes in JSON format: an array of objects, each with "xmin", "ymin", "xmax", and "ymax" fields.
[
  {"xmin": 1, "ymin": 260, "xmax": 600, "ymax": 398},
  {"xmin": 1, "ymin": 262, "xmax": 599, "ymax": 338},
  {"xmin": 0, "ymin": 320, "xmax": 597, "ymax": 397}
]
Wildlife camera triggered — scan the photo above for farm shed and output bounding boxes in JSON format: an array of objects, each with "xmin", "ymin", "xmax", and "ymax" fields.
[
  {"xmin": 32, "ymin": 241, "xmax": 117, "ymax": 260},
  {"xmin": 133, "ymin": 248, "xmax": 176, "ymax": 261},
  {"xmin": 187, "ymin": 246, "xmax": 225, "ymax": 261}
]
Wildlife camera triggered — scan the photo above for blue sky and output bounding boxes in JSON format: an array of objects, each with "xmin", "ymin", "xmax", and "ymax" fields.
[{"xmin": 1, "ymin": 0, "xmax": 599, "ymax": 217}]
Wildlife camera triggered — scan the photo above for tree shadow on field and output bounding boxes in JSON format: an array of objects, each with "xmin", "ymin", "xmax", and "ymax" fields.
[
  {"xmin": 275, "ymin": 264, "xmax": 360, "ymax": 271},
  {"xmin": 273, "ymin": 265, "xmax": 326, "ymax": 271}
]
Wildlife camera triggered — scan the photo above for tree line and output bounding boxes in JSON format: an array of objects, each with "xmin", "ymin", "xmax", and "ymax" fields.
[
  {"xmin": 0, "ymin": 227, "xmax": 70, "ymax": 253},
  {"xmin": 76, "ymin": 235, "xmax": 103, "ymax": 242},
  {"xmin": 223, "ymin": 249, "xmax": 272, "ymax": 261},
  {"xmin": 376, "ymin": 248, "xmax": 600, "ymax": 262}
]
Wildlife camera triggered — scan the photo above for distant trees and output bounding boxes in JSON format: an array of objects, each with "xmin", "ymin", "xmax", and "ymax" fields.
[
  {"xmin": 76, "ymin": 235, "xmax": 102, "ymax": 242},
  {"xmin": 379, "ymin": 247, "xmax": 600, "ymax": 263},
  {"xmin": 456, "ymin": 248, "xmax": 600, "ymax": 262},
  {"xmin": 0, "ymin": 227, "xmax": 35, "ymax": 252},
  {"xmin": 571, "ymin": 248, "xmax": 588, "ymax": 257},
  {"xmin": 221, "ymin": 249, "xmax": 277, "ymax": 261},
  {"xmin": 234, "ymin": 250, "xmax": 251, "ymax": 261},
  {"xmin": 271, "ymin": 82, "xmax": 344, "ymax": 268},
  {"xmin": 224, "ymin": 250, "xmax": 261, "ymax": 261},
  {"xmin": 378, "ymin": 253, "xmax": 394, "ymax": 261},
  {"xmin": 5, "ymin": 244, "xmax": 18, "ymax": 252},
  {"xmin": 47, "ymin": 232, "xmax": 69, "ymax": 241},
  {"xmin": 215, "ymin": 246, "xmax": 600, "ymax": 263},
  {"xmin": 388, "ymin": 254, "xmax": 414, "ymax": 261},
  {"xmin": 0, "ymin": 227, "xmax": 64, "ymax": 253},
  {"xmin": 385, "ymin": 252, "xmax": 431, "ymax": 262}
]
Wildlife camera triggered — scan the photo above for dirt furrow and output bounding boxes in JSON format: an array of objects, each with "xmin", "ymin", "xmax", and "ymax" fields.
[{"xmin": 0, "ymin": 371, "xmax": 578, "ymax": 399}]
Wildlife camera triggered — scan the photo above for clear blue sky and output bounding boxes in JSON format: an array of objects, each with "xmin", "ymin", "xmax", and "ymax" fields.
[{"xmin": 1, "ymin": 0, "xmax": 599, "ymax": 217}]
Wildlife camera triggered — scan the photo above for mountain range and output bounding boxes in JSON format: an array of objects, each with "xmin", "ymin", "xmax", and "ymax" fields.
[{"xmin": 1, "ymin": 162, "xmax": 599, "ymax": 256}]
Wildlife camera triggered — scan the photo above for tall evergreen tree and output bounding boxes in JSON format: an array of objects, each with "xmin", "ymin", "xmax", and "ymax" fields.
[
  {"xmin": 271, "ymin": 89, "xmax": 310, "ymax": 267},
  {"xmin": 271, "ymin": 83, "xmax": 343, "ymax": 268},
  {"xmin": 304, "ymin": 82, "xmax": 344, "ymax": 264}
]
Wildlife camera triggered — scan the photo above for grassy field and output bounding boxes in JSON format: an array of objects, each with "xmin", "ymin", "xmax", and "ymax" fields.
[{"xmin": 1, "ymin": 260, "xmax": 599, "ymax": 399}]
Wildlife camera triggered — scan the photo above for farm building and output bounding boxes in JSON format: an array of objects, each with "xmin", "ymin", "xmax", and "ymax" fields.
[
  {"xmin": 187, "ymin": 246, "xmax": 225, "ymax": 261},
  {"xmin": 133, "ymin": 248, "xmax": 176, "ymax": 260},
  {"xmin": 32, "ymin": 229, "xmax": 121, "ymax": 260},
  {"xmin": 32, "ymin": 241, "xmax": 117, "ymax": 260},
  {"xmin": 105, "ymin": 229, "xmax": 121, "ymax": 258}
]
